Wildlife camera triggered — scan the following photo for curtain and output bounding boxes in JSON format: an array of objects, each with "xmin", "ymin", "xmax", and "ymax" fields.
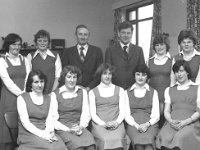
[
  {"xmin": 187, "ymin": 0, "xmax": 200, "ymax": 51},
  {"xmin": 111, "ymin": 8, "xmax": 123, "ymax": 46},
  {"xmin": 149, "ymin": 0, "xmax": 162, "ymax": 57}
]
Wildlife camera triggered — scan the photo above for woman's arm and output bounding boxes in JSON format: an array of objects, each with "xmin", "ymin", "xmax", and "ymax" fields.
[
  {"xmin": 80, "ymin": 89, "xmax": 91, "ymax": 128},
  {"xmin": 88, "ymin": 90, "xmax": 106, "ymax": 126},
  {"xmin": 124, "ymin": 91, "xmax": 140, "ymax": 129},
  {"xmin": 0, "ymin": 58, "xmax": 23, "ymax": 96},
  {"xmin": 24, "ymin": 56, "xmax": 31, "ymax": 91},
  {"xmin": 51, "ymin": 92, "xmax": 70, "ymax": 132},
  {"xmin": 170, "ymin": 58, "xmax": 176, "ymax": 86}
]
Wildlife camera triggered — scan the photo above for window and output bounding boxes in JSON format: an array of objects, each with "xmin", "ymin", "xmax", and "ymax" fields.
[{"xmin": 127, "ymin": 3, "xmax": 153, "ymax": 61}]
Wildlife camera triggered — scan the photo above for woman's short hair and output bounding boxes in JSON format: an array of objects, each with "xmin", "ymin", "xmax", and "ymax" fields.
[
  {"xmin": 58, "ymin": 65, "xmax": 82, "ymax": 87},
  {"xmin": 118, "ymin": 21, "xmax": 133, "ymax": 32},
  {"xmin": 26, "ymin": 70, "xmax": 47, "ymax": 92},
  {"xmin": 134, "ymin": 64, "xmax": 150, "ymax": 79},
  {"xmin": 153, "ymin": 33, "xmax": 170, "ymax": 52},
  {"xmin": 178, "ymin": 29, "xmax": 197, "ymax": 45},
  {"xmin": 172, "ymin": 59, "xmax": 191, "ymax": 79},
  {"xmin": 3, "ymin": 33, "xmax": 22, "ymax": 52},
  {"xmin": 94, "ymin": 63, "xmax": 116, "ymax": 81},
  {"xmin": 34, "ymin": 29, "xmax": 50, "ymax": 44}
]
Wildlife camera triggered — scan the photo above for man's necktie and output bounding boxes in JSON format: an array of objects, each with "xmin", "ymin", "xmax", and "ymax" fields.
[
  {"xmin": 123, "ymin": 45, "xmax": 128, "ymax": 59},
  {"xmin": 80, "ymin": 46, "xmax": 85, "ymax": 62}
]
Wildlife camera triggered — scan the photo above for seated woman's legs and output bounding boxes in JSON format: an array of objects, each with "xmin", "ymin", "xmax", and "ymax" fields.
[{"xmin": 135, "ymin": 144, "xmax": 154, "ymax": 150}]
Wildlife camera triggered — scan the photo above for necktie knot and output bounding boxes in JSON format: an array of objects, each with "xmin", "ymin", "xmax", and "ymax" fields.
[
  {"xmin": 80, "ymin": 46, "xmax": 84, "ymax": 51},
  {"xmin": 123, "ymin": 46, "xmax": 128, "ymax": 52},
  {"xmin": 123, "ymin": 45, "xmax": 128, "ymax": 59}
]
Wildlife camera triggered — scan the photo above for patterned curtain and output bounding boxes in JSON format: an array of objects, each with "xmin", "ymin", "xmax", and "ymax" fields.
[
  {"xmin": 187, "ymin": 0, "xmax": 200, "ymax": 51},
  {"xmin": 149, "ymin": 0, "xmax": 162, "ymax": 57},
  {"xmin": 111, "ymin": 8, "xmax": 123, "ymax": 46}
]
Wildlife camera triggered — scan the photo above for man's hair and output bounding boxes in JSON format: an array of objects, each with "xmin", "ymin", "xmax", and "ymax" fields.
[{"xmin": 118, "ymin": 21, "xmax": 133, "ymax": 32}]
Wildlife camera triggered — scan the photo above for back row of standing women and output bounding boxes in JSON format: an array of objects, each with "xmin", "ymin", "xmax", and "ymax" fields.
[{"xmin": 0, "ymin": 22, "xmax": 200, "ymax": 150}]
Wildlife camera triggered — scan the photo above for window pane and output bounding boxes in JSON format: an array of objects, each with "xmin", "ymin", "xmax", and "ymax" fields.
[
  {"xmin": 129, "ymin": 11, "xmax": 136, "ymax": 20},
  {"xmin": 131, "ymin": 24, "xmax": 136, "ymax": 44},
  {"xmin": 138, "ymin": 20, "xmax": 152, "ymax": 61},
  {"xmin": 138, "ymin": 4, "xmax": 153, "ymax": 20}
]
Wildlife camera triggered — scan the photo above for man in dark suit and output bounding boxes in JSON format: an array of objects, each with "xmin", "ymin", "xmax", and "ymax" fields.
[
  {"xmin": 105, "ymin": 21, "xmax": 145, "ymax": 90},
  {"xmin": 62, "ymin": 24, "xmax": 103, "ymax": 91}
]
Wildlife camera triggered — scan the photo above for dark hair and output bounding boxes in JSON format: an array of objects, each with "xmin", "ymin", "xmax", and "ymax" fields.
[
  {"xmin": 26, "ymin": 70, "xmax": 47, "ymax": 92},
  {"xmin": 118, "ymin": 21, "xmax": 133, "ymax": 32},
  {"xmin": 58, "ymin": 65, "xmax": 82, "ymax": 87},
  {"xmin": 94, "ymin": 63, "xmax": 115, "ymax": 81},
  {"xmin": 3, "ymin": 33, "xmax": 22, "ymax": 52},
  {"xmin": 153, "ymin": 33, "xmax": 170, "ymax": 52},
  {"xmin": 172, "ymin": 59, "xmax": 191, "ymax": 79},
  {"xmin": 178, "ymin": 29, "xmax": 197, "ymax": 45},
  {"xmin": 34, "ymin": 29, "xmax": 50, "ymax": 45},
  {"xmin": 75, "ymin": 24, "xmax": 89, "ymax": 35},
  {"xmin": 134, "ymin": 64, "xmax": 150, "ymax": 79}
]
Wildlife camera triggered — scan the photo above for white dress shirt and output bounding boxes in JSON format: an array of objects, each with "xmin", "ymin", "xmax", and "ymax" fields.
[
  {"xmin": 125, "ymin": 83, "xmax": 160, "ymax": 129},
  {"xmin": 53, "ymin": 85, "xmax": 91, "ymax": 131},
  {"xmin": 77, "ymin": 44, "xmax": 88, "ymax": 56},
  {"xmin": 27, "ymin": 49, "xmax": 62, "ymax": 78},
  {"xmin": 89, "ymin": 82, "xmax": 126, "ymax": 126},
  {"xmin": 17, "ymin": 92, "xmax": 55, "ymax": 138},
  {"xmin": 0, "ymin": 53, "xmax": 31, "ymax": 96}
]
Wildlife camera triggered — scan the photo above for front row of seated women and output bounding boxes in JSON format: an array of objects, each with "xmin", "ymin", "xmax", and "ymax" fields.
[{"xmin": 17, "ymin": 60, "xmax": 200, "ymax": 150}]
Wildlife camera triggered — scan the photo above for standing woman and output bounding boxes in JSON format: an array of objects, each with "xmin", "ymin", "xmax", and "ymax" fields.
[
  {"xmin": 156, "ymin": 60, "xmax": 200, "ymax": 150},
  {"xmin": 171, "ymin": 29, "xmax": 200, "ymax": 86},
  {"xmin": 0, "ymin": 33, "xmax": 30, "ymax": 150},
  {"xmin": 147, "ymin": 34, "xmax": 172, "ymax": 127},
  {"xmin": 27, "ymin": 29, "xmax": 62, "ymax": 94},
  {"xmin": 89, "ymin": 63, "xmax": 126, "ymax": 150},
  {"xmin": 53, "ymin": 65, "xmax": 95, "ymax": 150},
  {"xmin": 125, "ymin": 64, "xmax": 160, "ymax": 150},
  {"xmin": 17, "ymin": 70, "xmax": 67, "ymax": 150}
]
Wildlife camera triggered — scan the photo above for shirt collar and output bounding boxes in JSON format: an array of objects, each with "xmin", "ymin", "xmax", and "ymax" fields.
[
  {"xmin": 129, "ymin": 83, "xmax": 150, "ymax": 91},
  {"xmin": 150, "ymin": 52, "xmax": 171, "ymax": 60},
  {"xmin": 5, "ymin": 52, "xmax": 22, "ymax": 58},
  {"xmin": 120, "ymin": 42, "xmax": 130, "ymax": 49},
  {"xmin": 59, "ymin": 85, "xmax": 81, "ymax": 94},
  {"xmin": 77, "ymin": 44, "xmax": 88, "ymax": 50},
  {"xmin": 32, "ymin": 49, "xmax": 55, "ymax": 58},
  {"xmin": 179, "ymin": 49, "xmax": 200, "ymax": 57},
  {"xmin": 175, "ymin": 80, "xmax": 196, "ymax": 87},
  {"xmin": 99, "ymin": 82, "xmax": 113, "ymax": 88}
]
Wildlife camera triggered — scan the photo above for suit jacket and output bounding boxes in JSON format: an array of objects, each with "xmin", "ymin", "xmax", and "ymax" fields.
[
  {"xmin": 105, "ymin": 42, "xmax": 145, "ymax": 90},
  {"xmin": 62, "ymin": 44, "xmax": 103, "ymax": 89}
]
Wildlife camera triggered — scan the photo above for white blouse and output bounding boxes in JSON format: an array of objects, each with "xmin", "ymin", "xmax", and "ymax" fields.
[
  {"xmin": 89, "ymin": 82, "xmax": 126, "ymax": 126},
  {"xmin": 17, "ymin": 92, "xmax": 55, "ymax": 138},
  {"xmin": 0, "ymin": 53, "xmax": 31, "ymax": 96},
  {"xmin": 53, "ymin": 85, "xmax": 91, "ymax": 131},
  {"xmin": 124, "ymin": 83, "xmax": 160, "ymax": 129}
]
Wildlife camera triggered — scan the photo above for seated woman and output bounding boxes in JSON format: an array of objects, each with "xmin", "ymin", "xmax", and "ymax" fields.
[
  {"xmin": 89, "ymin": 63, "xmax": 126, "ymax": 150},
  {"xmin": 53, "ymin": 65, "xmax": 95, "ymax": 150},
  {"xmin": 125, "ymin": 64, "xmax": 160, "ymax": 150},
  {"xmin": 156, "ymin": 60, "xmax": 200, "ymax": 150},
  {"xmin": 17, "ymin": 70, "xmax": 67, "ymax": 150}
]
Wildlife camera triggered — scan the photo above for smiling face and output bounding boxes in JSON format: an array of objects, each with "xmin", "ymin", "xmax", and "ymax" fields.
[
  {"xmin": 180, "ymin": 38, "xmax": 194, "ymax": 53},
  {"xmin": 36, "ymin": 37, "xmax": 49, "ymax": 51},
  {"xmin": 155, "ymin": 43, "xmax": 167, "ymax": 56},
  {"xmin": 31, "ymin": 75, "xmax": 45, "ymax": 94},
  {"xmin": 118, "ymin": 27, "xmax": 133, "ymax": 45},
  {"xmin": 65, "ymin": 72, "xmax": 77, "ymax": 91},
  {"xmin": 175, "ymin": 66, "xmax": 189, "ymax": 85},
  {"xmin": 9, "ymin": 40, "xmax": 21, "ymax": 56},
  {"xmin": 101, "ymin": 69, "xmax": 112, "ymax": 85},
  {"xmin": 76, "ymin": 27, "xmax": 90, "ymax": 46},
  {"xmin": 135, "ymin": 72, "xmax": 147, "ymax": 87}
]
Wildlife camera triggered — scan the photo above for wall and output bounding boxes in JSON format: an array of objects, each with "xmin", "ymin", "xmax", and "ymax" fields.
[
  {"xmin": 112, "ymin": 0, "xmax": 187, "ymax": 56},
  {"xmin": 0, "ymin": 0, "xmax": 115, "ymax": 52}
]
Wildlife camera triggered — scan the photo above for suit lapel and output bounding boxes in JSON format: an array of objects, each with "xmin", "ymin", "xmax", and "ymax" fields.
[
  {"xmin": 73, "ymin": 45, "xmax": 83, "ymax": 63},
  {"xmin": 84, "ymin": 44, "xmax": 92, "ymax": 61},
  {"xmin": 128, "ymin": 44, "xmax": 136, "ymax": 60},
  {"xmin": 115, "ymin": 43, "xmax": 127, "ymax": 60}
]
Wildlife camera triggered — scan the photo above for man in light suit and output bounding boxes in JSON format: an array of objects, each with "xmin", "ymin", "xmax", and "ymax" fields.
[
  {"xmin": 105, "ymin": 21, "xmax": 145, "ymax": 90},
  {"xmin": 62, "ymin": 24, "xmax": 103, "ymax": 91}
]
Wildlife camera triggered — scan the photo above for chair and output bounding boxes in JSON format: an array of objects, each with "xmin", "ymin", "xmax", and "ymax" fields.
[{"xmin": 4, "ymin": 111, "xmax": 18, "ymax": 149}]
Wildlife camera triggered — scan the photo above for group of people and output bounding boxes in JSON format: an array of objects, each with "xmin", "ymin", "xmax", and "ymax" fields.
[{"xmin": 0, "ymin": 20, "xmax": 200, "ymax": 150}]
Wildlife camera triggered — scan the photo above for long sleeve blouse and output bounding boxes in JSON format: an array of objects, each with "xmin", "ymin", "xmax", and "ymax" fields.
[
  {"xmin": 124, "ymin": 83, "xmax": 160, "ymax": 129},
  {"xmin": 53, "ymin": 85, "xmax": 91, "ymax": 131},
  {"xmin": 89, "ymin": 83, "xmax": 126, "ymax": 126},
  {"xmin": 0, "ymin": 53, "xmax": 31, "ymax": 96}
]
